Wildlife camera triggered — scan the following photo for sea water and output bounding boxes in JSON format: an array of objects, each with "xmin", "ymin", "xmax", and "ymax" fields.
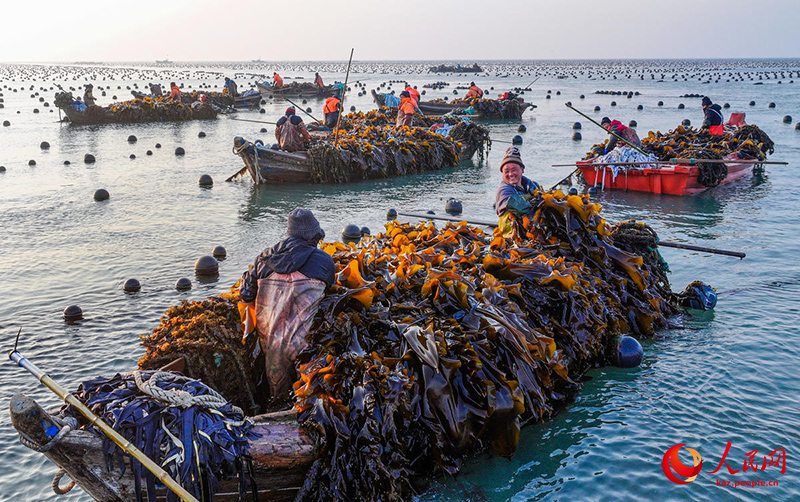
[{"xmin": 0, "ymin": 59, "xmax": 798, "ymax": 501}]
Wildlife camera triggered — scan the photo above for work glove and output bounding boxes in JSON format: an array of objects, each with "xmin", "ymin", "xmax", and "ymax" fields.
[{"xmin": 505, "ymin": 194, "xmax": 532, "ymax": 217}]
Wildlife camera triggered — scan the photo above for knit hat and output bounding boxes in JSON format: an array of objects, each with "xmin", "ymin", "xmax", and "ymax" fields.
[
  {"xmin": 500, "ymin": 146, "xmax": 525, "ymax": 171},
  {"xmin": 287, "ymin": 208, "xmax": 324, "ymax": 241},
  {"xmin": 701, "ymin": 96, "xmax": 712, "ymax": 107},
  {"xmin": 400, "ymin": 90, "xmax": 410, "ymax": 98},
  {"xmin": 600, "ymin": 116, "xmax": 611, "ymax": 125},
  {"xmin": 285, "ymin": 106, "xmax": 296, "ymax": 115}
]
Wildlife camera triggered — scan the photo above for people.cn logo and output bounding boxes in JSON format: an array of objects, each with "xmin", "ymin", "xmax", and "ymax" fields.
[{"xmin": 662, "ymin": 444, "xmax": 703, "ymax": 484}]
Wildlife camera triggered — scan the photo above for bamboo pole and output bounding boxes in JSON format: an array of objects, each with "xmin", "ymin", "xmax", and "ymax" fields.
[
  {"xmin": 552, "ymin": 159, "xmax": 787, "ymax": 167},
  {"xmin": 334, "ymin": 48, "xmax": 355, "ymax": 147},
  {"xmin": 565, "ymin": 103, "xmax": 649, "ymax": 155}
]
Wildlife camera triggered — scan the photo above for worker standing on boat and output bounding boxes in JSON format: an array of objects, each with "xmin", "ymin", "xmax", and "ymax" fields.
[
  {"xmin": 600, "ymin": 117, "xmax": 642, "ymax": 151},
  {"xmin": 466, "ymin": 82, "xmax": 484, "ymax": 99},
  {"xmin": 701, "ymin": 96, "xmax": 725, "ymax": 135},
  {"xmin": 169, "ymin": 82, "xmax": 181, "ymax": 101},
  {"xmin": 83, "ymin": 84, "xmax": 96, "ymax": 106},
  {"xmin": 314, "ymin": 72, "xmax": 324, "ymax": 89},
  {"xmin": 224, "ymin": 77, "xmax": 238, "ymax": 97},
  {"xmin": 239, "ymin": 208, "xmax": 335, "ymax": 404},
  {"xmin": 323, "ymin": 94, "xmax": 341, "ymax": 129},
  {"xmin": 396, "ymin": 91, "xmax": 417, "ymax": 129},
  {"xmin": 404, "ymin": 85, "xmax": 420, "ymax": 104},
  {"xmin": 275, "ymin": 107, "xmax": 312, "ymax": 152},
  {"xmin": 495, "ymin": 147, "xmax": 540, "ymax": 217},
  {"xmin": 273, "ymin": 72, "xmax": 284, "ymax": 88}
]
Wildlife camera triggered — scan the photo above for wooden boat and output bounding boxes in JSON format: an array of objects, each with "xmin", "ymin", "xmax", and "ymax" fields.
[
  {"xmin": 577, "ymin": 154, "xmax": 761, "ymax": 196},
  {"xmin": 428, "ymin": 63, "xmax": 483, "ymax": 73},
  {"xmin": 9, "ymin": 357, "xmax": 313, "ymax": 502},
  {"xmin": 371, "ymin": 90, "xmax": 533, "ymax": 120},
  {"xmin": 257, "ymin": 82, "xmax": 338, "ymax": 99},
  {"xmin": 55, "ymin": 92, "xmax": 217, "ymax": 125}
]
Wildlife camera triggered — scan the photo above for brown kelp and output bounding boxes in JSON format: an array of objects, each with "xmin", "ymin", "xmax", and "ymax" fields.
[
  {"xmin": 54, "ymin": 91, "xmax": 217, "ymax": 123},
  {"xmin": 292, "ymin": 190, "xmax": 678, "ymax": 502}
]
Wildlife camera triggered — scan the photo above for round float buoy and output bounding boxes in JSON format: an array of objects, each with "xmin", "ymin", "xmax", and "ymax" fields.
[
  {"xmin": 610, "ymin": 101, "xmax": 616, "ymax": 106},
  {"xmin": 568, "ymin": 187, "xmax": 579, "ymax": 196},
  {"xmin": 637, "ymin": 104, "xmax": 643, "ymax": 110},
  {"xmin": 657, "ymin": 101, "xmax": 663, "ymax": 106},
  {"xmin": 146, "ymin": 150, "xmax": 153, "ymax": 155},
  {"xmin": 616, "ymin": 335, "xmax": 643, "ymax": 368},
  {"xmin": 84, "ymin": 153, "xmax": 95, "ymax": 163},
  {"xmin": 573, "ymin": 122, "xmax": 581, "ymax": 129},
  {"xmin": 350, "ymin": 106, "xmax": 356, "ymax": 112},
  {"xmin": 445, "ymin": 198, "xmax": 463, "ymax": 214},
  {"xmin": 198, "ymin": 131, "xmax": 206, "ymax": 138},
  {"xmin": 175, "ymin": 147, "xmax": 185, "ymax": 156},
  {"xmin": 94, "ymin": 188, "xmax": 109, "ymax": 201},
  {"xmin": 545, "ymin": 95, "xmax": 551, "ymax": 99},
  {"xmin": 175, "ymin": 277, "xmax": 192, "ymax": 291},
  {"xmin": 198, "ymin": 174, "xmax": 213, "ymax": 186},
  {"xmin": 723, "ymin": 103, "xmax": 730, "ymax": 109},
  {"xmin": 3, "ymin": 120, "xmax": 10, "ymax": 126},
  {"xmin": 572, "ymin": 132, "xmax": 582, "ymax": 141},
  {"xmin": 518, "ymin": 124, "xmax": 526, "ymax": 133},
  {"xmin": 123, "ymin": 278, "xmax": 141, "ymax": 293},
  {"xmin": 579, "ymin": 95, "xmax": 585, "ymax": 99},
  {"xmin": 194, "ymin": 256, "xmax": 219, "ymax": 276},
  {"xmin": 63, "ymin": 160, "xmax": 70, "ymax": 165},
  {"xmin": 259, "ymin": 109, "xmax": 266, "ymax": 114},
  {"xmin": 129, "ymin": 154, "xmax": 136, "ymax": 159},
  {"xmin": 512, "ymin": 135, "xmax": 523, "ymax": 145},
  {"xmin": 63, "ymin": 305, "xmax": 83, "ymax": 322},
  {"xmin": 0, "ymin": 166, "xmax": 5, "ymax": 172},
  {"xmin": 260, "ymin": 127, "xmax": 267, "ymax": 133},
  {"xmin": 360, "ymin": 226, "xmax": 371, "ymax": 236},
  {"xmin": 629, "ymin": 120, "xmax": 637, "ymax": 127},
  {"xmin": 749, "ymin": 101, "xmax": 756, "ymax": 106},
  {"xmin": 387, "ymin": 208, "xmax": 397, "ymax": 220},
  {"xmin": 681, "ymin": 119, "xmax": 691, "ymax": 126},
  {"xmin": 678, "ymin": 103, "xmax": 685, "ymax": 109},
  {"xmin": 40, "ymin": 141, "xmax": 50, "ymax": 149},
  {"xmin": 127, "ymin": 135, "xmax": 137, "ymax": 143},
  {"xmin": 302, "ymin": 99, "xmax": 307, "ymax": 105},
  {"xmin": 155, "ymin": 143, "xmax": 161, "ymax": 148},
  {"xmin": 28, "ymin": 159, "xmax": 36, "ymax": 166},
  {"xmin": 588, "ymin": 186, "xmax": 598, "ymax": 196},
  {"xmin": 795, "ymin": 123, "xmax": 800, "ymax": 130},
  {"xmin": 768, "ymin": 102, "xmax": 776, "ymax": 108},
  {"xmin": 783, "ymin": 115, "xmax": 792, "ymax": 124},
  {"xmin": 212, "ymin": 245, "xmax": 227, "ymax": 259},
  {"xmin": 33, "ymin": 109, "xmax": 39, "ymax": 113},
  {"xmin": 594, "ymin": 106, "xmax": 601, "ymax": 111},
  {"xmin": 341, "ymin": 224, "xmax": 362, "ymax": 244}
]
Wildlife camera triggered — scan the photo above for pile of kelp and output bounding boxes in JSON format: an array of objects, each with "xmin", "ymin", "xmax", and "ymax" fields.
[
  {"xmin": 54, "ymin": 91, "xmax": 217, "ymax": 123},
  {"xmin": 292, "ymin": 190, "xmax": 679, "ymax": 502},
  {"xmin": 138, "ymin": 289, "xmax": 264, "ymax": 414},
  {"xmin": 305, "ymin": 110, "xmax": 489, "ymax": 182},
  {"xmin": 428, "ymin": 97, "xmax": 531, "ymax": 119}
]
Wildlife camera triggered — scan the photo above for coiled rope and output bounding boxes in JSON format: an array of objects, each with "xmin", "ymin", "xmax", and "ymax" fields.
[{"xmin": 133, "ymin": 370, "xmax": 245, "ymax": 418}]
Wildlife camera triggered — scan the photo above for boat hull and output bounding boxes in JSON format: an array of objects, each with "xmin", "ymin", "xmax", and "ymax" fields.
[
  {"xmin": 577, "ymin": 158, "xmax": 758, "ymax": 196},
  {"xmin": 257, "ymin": 82, "xmax": 336, "ymax": 99}
]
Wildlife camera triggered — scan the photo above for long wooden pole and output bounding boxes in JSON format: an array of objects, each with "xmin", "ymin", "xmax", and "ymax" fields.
[
  {"xmin": 552, "ymin": 159, "xmax": 787, "ymax": 167},
  {"xmin": 334, "ymin": 48, "xmax": 355, "ymax": 147},
  {"xmin": 284, "ymin": 97, "xmax": 322, "ymax": 124},
  {"xmin": 565, "ymin": 103, "xmax": 649, "ymax": 155},
  {"xmin": 396, "ymin": 211, "xmax": 745, "ymax": 259},
  {"xmin": 8, "ymin": 350, "xmax": 200, "ymax": 502}
]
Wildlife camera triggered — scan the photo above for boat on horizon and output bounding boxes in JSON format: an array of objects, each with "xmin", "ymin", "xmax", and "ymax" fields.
[{"xmin": 155, "ymin": 58, "xmax": 172, "ymax": 64}]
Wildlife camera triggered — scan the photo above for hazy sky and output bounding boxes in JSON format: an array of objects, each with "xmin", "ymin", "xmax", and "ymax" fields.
[{"xmin": 2, "ymin": 0, "xmax": 798, "ymax": 62}]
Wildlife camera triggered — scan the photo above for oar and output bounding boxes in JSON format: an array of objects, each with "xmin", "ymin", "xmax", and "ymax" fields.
[
  {"xmin": 229, "ymin": 117, "xmax": 277, "ymax": 125},
  {"xmin": 285, "ymin": 97, "xmax": 322, "ymax": 124},
  {"xmin": 521, "ymin": 76, "xmax": 541, "ymax": 90},
  {"xmin": 8, "ymin": 340, "xmax": 200, "ymax": 502},
  {"xmin": 334, "ymin": 48, "xmax": 355, "ymax": 146},
  {"xmin": 226, "ymin": 166, "xmax": 247, "ymax": 182},
  {"xmin": 396, "ymin": 211, "xmax": 745, "ymax": 259},
  {"xmin": 565, "ymin": 103, "xmax": 649, "ymax": 155}
]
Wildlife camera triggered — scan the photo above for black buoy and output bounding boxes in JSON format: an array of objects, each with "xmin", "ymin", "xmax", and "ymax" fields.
[
  {"xmin": 260, "ymin": 127, "xmax": 267, "ymax": 133},
  {"xmin": 657, "ymin": 101, "xmax": 663, "ymax": 106},
  {"xmin": 593, "ymin": 106, "xmax": 601, "ymax": 111},
  {"xmin": 629, "ymin": 120, "xmax": 637, "ymax": 127},
  {"xmin": 568, "ymin": 187, "xmax": 579, "ymax": 196},
  {"xmin": 445, "ymin": 198, "xmax": 463, "ymax": 214},
  {"xmin": 123, "ymin": 278, "xmax": 141, "ymax": 293},
  {"xmin": 198, "ymin": 174, "xmax": 213, "ymax": 186},
  {"xmin": 637, "ymin": 104, "xmax": 643, "ymax": 110},
  {"xmin": 63, "ymin": 160, "xmax": 70, "ymax": 165},
  {"xmin": 198, "ymin": 131, "xmax": 206, "ymax": 138},
  {"xmin": 175, "ymin": 277, "xmax": 192, "ymax": 291},
  {"xmin": 783, "ymin": 115, "xmax": 792, "ymax": 124},
  {"xmin": 517, "ymin": 124, "xmax": 526, "ymax": 133},
  {"xmin": 212, "ymin": 245, "xmax": 227, "ymax": 259},
  {"xmin": 155, "ymin": 143, "xmax": 161, "ymax": 148},
  {"xmin": 341, "ymin": 224, "xmax": 362, "ymax": 244},
  {"xmin": 610, "ymin": 101, "xmax": 616, "ymax": 106},
  {"xmin": 350, "ymin": 106, "xmax": 356, "ymax": 112},
  {"xmin": 28, "ymin": 159, "xmax": 36, "ymax": 166},
  {"xmin": 0, "ymin": 166, "xmax": 5, "ymax": 172},
  {"xmin": 260, "ymin": 109, "xmax": 266, "ymax": 114},
  {"xmin": 84, "ymin": 153, "xmax": 95, "ymax": 163},
  {"xmin": 93, "ymin": 188, "xmax": 109, "ymax": 201},
  {"xmin": 579, "ymin": 94, "xmax": 585, "ymax": 99},
  {"xmin": 129, "ymin": 154, "xmax": 136, "ymax": 159},
  {"xmin": 573, "ymin": 122, "xmax": 581, "ymax": 129},
  {"xmin": 749, "ymin": 101, "xmax": 756, "ymax": 106},
  {"xmin": 146, "ymin": 150, "xmax": 153, "ymax": 155},
  {"xmin": 360, "ymin": 226, "xmax": 371, "ymax": 236},
  {"xmin": 127, "ymin": 135, "xmax": 137, "ymax": 143},
  {"xmin": 616, "ymin": 335, "xmax": 643, "ymax": 368},
  {"xmin": 795, "ymin": 123, "xmax": 800, "ymax": 130},
  {"xmin": 723, "ymin": 103, "xmax": 730, "ymax": 109},
  {"xmin": 387, "ymin": 208, "xmax": 397, "ymax": 220},
  {"xmin": 768, "ymin": 102, "xmax": 776, "ymax": 108},
  {"xmin": 3, "ymin": 120, "xmax": 10, "ymax": 126},
  {"xmin": 678, "ymin": 103, "xmax": 685, "ymax": 109},
  {"xmin": 195, "ymin": 255, "xmax": 219, "ymax": 276},
  {"xmin": 302, "ymin": 99, "xmax": 308, "ymax": 104},
  {"xmin": 175, "ymin": 147, "xmax": 185, "ymax": 156},
  {"xmin": 40, "ymin": 141, "xmax": 50, "ymax": 149},
  {"xmin": 572, "ymin": 132, "xmax": 582, "ymax": 141},
  {"xmin": 63, "ymin": 305, "xmax": 83, "ymax": 322},
  {"xmin": 512, "ymin": 135, "xmax": 523, "ymax": 145},
  {"xmin": 681, "ymin": 119, "xmax": 691, "ymax": 126}
]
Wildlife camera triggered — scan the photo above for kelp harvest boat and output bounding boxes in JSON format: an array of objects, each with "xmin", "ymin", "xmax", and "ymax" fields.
[
  {"xmin": 54, "ymin": 92, "xmax": 217, "ymax": 125},
  {"xmin": 131, "ymin": 89, "xmax": 262, "ymax": 109},
  {"xmin": 372, "ymin": 90, "xmax": 534, "ymax": 120},
  {"xmin": 232, "ymin": 110, "xmax": 491, "ymax": 183},
  {"xmin": 256, "ymin": 81, "xmax": 339, "ymax": 99},
  {"xmin": 577, "ymin": 121, "xmax": 775, "ymax": 196},
  {"xmin": 9, "ymin": 191, "xmax": 712, "ymax": 502},
  {"xmin": 428, "ymin": 63, "xmax": 483, "ymax": 73}
]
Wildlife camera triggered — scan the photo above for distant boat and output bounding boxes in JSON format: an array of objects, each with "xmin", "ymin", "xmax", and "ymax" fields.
[
  {"xmin": 155, "ymin": 58, "xmax": 172, "ymax": 64},
  {"xmin": 251, "ymin": 58, "xmax": 265, "ymax": 63}
]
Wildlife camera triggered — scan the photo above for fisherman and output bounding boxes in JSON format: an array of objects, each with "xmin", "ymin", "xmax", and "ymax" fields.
[
  {"xmin": 600, "ymin": 117, "xmax": 642, "ymax": 152},
  {"xmin": 314, "ymin": 72, "xmax": 324, "ymax": 89},
  {"xmin": 273, "ymin": 72, "xmax": 284, "ymax": 88},
  {"xmin": 404, "ymin": 85, "xmax": 420, "ymax": 104},
  {"xmin": 275, "ymin": 107, "xmax": 311, "ymax": 152},
  {"xmin": 701, "ymin": 96, "xmax": 725, "ymax": 135},
  {"xmin": 465, "ymin": 82, "xmax": 483, "ymax": 99},
  {"xmin": 323, "ymin": 93, "xmax": 341, "ymax": 128},
  {"xmin": 83, "ymin": 84, "xmax": 96, "ymax": 106},
  {"xmin": 169, "ymin": 82, "xmax": 181, "ymax": 101},
  {"xmin": 224, "ymin": 77, "xmax": 238, "ymax": 97},
  {"xmin": 239, "ymin": 208, "xmax": 335, "ymax": 404},
  {"xmin": 495, "ymin": 146, "xmax": 540, "ymax": 217},
  {"xmin": 396, "ymin": 90, "xmax": 417, "ymax": 129},
  {"xmin": 149, "ymin": 83, "xmax": 163, "ymax": 97}
]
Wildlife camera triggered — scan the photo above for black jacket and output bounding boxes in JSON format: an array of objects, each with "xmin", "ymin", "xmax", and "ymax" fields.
[
  {"xmin": 239, "ymin": 237, "xmax": 336, "ymax": 302},
  {"xmin": 703, "ymin": 104, "xmax": 724, "ymax": 127}
]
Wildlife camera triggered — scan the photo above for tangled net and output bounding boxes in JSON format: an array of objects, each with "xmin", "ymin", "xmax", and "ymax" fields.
[
  {"xmin": 54, "ymin": 91, "xmax": 217, "ymax": 123},
  {"xmin": 292, "ymin": 190, "xmax": 680, "ymax": 502},
  {"xmin": 138, "ymin": 289, "xmax": 263, "ymax": 414}
]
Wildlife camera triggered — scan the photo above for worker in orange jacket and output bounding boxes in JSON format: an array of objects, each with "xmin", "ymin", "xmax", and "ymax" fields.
[
  {"xmin": 273, "ymin": 72, "xmax": 284, "ymax": 88},
  {"xmin": 314, "ymin": 72, "xmax": 324, "ymax": 89},
  {"xmin": 323, "ymin": 94, "xmax": 341, "ymax": 128},
  {"xmin": 465, "ymin": 82, "xmax": 483, "ymax": 99},
  {"xmin": 169, "ymin": 82, "xmax": 181, "ymax": 101},
  {"xmin": 396, "ymin": 91, "xmax": 417, "ymax": 129},
  {"xmin": 405, "ymin": 85, "xmax": 420, "ymax": 104}
]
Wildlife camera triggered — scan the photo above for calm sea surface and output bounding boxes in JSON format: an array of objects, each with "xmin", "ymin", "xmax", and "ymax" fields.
[{"xmin": 1, "ymin": 59, "xmax": 799, "ymax": 501}]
